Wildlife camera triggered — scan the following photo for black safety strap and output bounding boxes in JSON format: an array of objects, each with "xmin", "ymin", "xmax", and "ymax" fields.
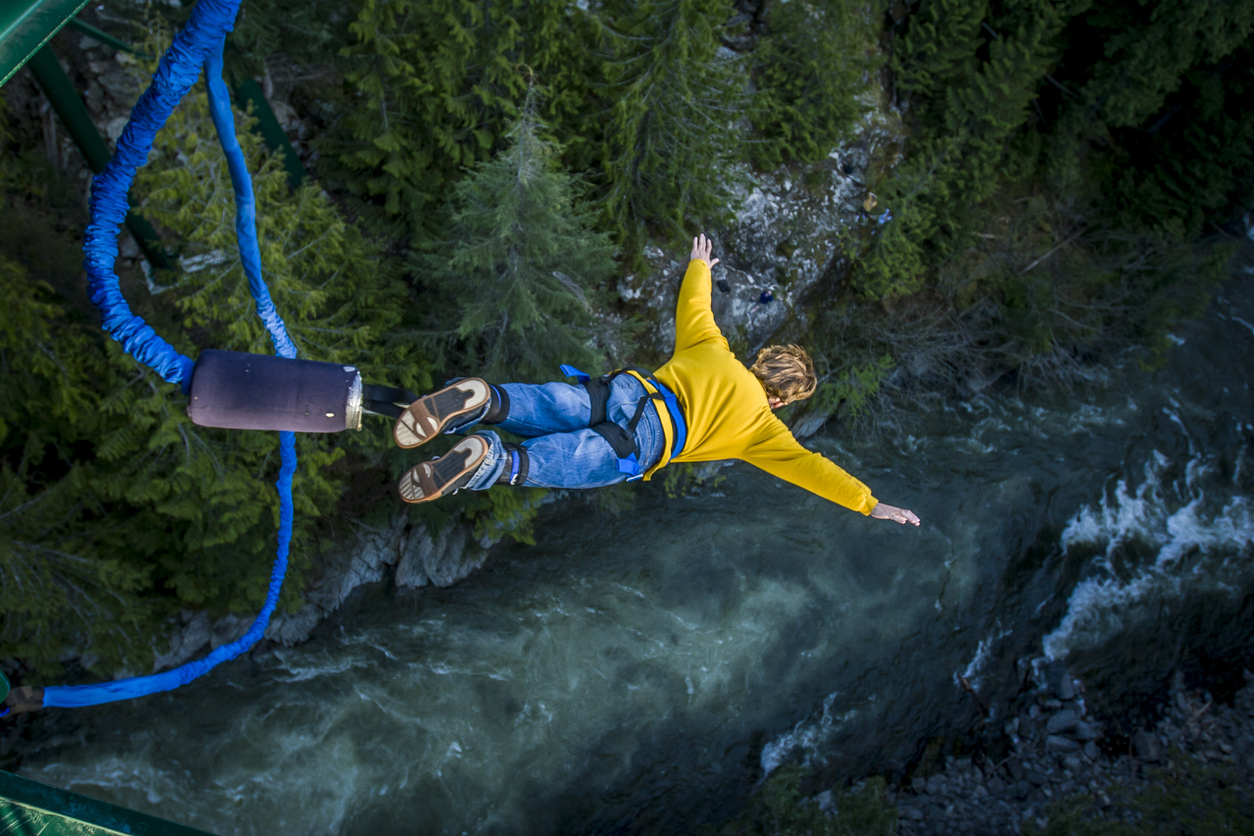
[
  {"xmin": 363, "ymin": 400, "xmax": 405, "ymax": 419},
  {"xmin": 363, "ymin": 383, "xmax": 418, "ymax": 404},
  {"xmin": 582, "ymin": 377, "xmax": 610, "ymax": 427},
  {"xmin": 589, "ymin": 421, "xmax": 637, "ymax": 459},
  {"xmin": 362, "ymin": 383, "xmax": 418, "ymax": 419}
]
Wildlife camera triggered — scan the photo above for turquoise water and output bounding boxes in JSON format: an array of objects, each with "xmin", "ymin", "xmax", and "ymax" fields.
[{"xmin": 13, "ymin": 273, "xmax": 1254, "ymax": 835}]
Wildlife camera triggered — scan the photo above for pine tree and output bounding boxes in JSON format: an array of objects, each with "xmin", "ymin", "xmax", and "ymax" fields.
[
  {"xmin": 749, "ymin": 0, "xmax": 878, "ymax": 168},
  {"xmin": 0, "ymin": 255, "xmax": 156, "ymax": 678},
  {"xmin": 419, "ymin": 88, "xmax": 616, "ymax": 382},
  {"xmin": 326, "ymin": 0, "xmax": 588, "ymax": 242},
  {"xmin": 597, "ymin": 0, "xmax": 746, "ymax": 251}
]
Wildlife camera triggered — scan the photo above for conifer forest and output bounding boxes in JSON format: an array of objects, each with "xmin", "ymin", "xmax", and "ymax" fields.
[{"xmin": 2, "ymin": 0, "xmax": 1253, "ymax": 745}]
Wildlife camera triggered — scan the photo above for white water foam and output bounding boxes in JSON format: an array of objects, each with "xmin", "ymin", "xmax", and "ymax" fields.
[
  {"xmin": 760, "ymin": 692, "xmax": 860, "ymax": 776},
  {"xmin": 1043, "ymin": 445, "xmax": 1254, "ymax": 661},
  {"xmin": 953, "ymin": 623, "xmax": 1013, "ymax": 692}
]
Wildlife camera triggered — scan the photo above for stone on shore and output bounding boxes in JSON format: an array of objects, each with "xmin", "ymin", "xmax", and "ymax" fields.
[
  {"xmin": 1046, "ymin": 709, "xmax": 1080, "ymax": 734},
  {"xmin": 1047, "ymin": 734, "xmax": 1081, "ymax": 753},
  {"xmin": 1132, "ymin": 730, "xmax": 1162, "ymax": 762}
]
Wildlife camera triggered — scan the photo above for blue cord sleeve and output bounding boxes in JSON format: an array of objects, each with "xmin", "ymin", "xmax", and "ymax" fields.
[
  {"xmin": 204, "ymin": 41, "xmax": 296, "ymax": 360},
  {"xmin": 42, "ymin": 0, "xmax": 301, "ymax": 710},
  {"xmin": 81, "ymin": 0, "xmax": 247, "ymax": 383},
  {"xmin": 43, "ymin": 432, "xmax": 296, "ymax": 708}
]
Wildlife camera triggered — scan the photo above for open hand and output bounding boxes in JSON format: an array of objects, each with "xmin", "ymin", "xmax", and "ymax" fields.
[
  {"xmin": 870, "ymin": 503, "xmax": 921, "ymax": 526},
  {"xmin": 690, "ymin": 234, "xmax": 720, "ymax": 268}
]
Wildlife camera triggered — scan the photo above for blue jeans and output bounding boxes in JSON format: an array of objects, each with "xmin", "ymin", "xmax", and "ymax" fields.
[{"xmin": 453, "ymin": 376, "xmax": 667, "ymax": 490}]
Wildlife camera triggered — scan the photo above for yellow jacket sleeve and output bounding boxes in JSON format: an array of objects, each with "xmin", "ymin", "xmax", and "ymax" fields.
[
  {"xmin": 743, "ymin": 422, "xmax": 879, "ymax": 514},
  {"xmin": 674, "ymin": 260, "xmax": 727, "ymax": 353}
]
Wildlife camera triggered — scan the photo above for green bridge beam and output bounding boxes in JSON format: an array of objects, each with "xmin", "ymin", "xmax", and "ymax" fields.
[{"xmin": 1, "ymin": 769, "xmax": 218, "ymax": 835}]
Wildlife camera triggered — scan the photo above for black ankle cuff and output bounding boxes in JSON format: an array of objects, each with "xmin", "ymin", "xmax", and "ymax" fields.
[
  {"xmin": 495, "ymin": 442, "xmax": 529, "ymax": 486},
  {"xmin": 483, "ymin": 384, "xmax": 509, "ymax": 424}
]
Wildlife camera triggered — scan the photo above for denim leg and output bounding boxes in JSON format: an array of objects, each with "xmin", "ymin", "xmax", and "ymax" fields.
[
  {"xmin": 461, "ymin": 376, "xmax": 669, "ymax": 491},
  {"xmin": 494, "ymin": 382, "xmax": 592, "ymax": 437},
  {"xmin": 445, "ymin": 382, "xmax": 590, "ymax": 438}
]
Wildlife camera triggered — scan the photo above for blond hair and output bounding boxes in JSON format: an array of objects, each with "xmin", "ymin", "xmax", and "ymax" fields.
[{"xmin": 750, "ymin": 345, "xmax": 816, "ymax": 405}]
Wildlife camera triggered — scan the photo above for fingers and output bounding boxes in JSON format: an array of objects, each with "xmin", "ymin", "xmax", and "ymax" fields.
[{"xmin": 691, "ymin": 234, "xmax": 716, "ymax": 265}]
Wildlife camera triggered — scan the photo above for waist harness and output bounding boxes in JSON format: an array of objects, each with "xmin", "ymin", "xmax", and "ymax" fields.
[{"xmin": 560, "ymin": 365, "xmax": 687, "ymax": 479}]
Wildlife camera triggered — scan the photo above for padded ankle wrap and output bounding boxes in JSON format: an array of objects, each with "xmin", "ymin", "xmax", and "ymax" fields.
[
  {"xmin": 483, "ymin": 385, "xmax": 510, "ymax": 424},
  {"xmin": 496, "ymin": 442, "xmax": 530, "ymax": 486}
]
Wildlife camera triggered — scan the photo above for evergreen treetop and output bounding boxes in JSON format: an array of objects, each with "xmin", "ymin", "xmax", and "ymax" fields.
[{"xmin": 419, "ymin": 86, "xmax": 616, "ymax": 382}]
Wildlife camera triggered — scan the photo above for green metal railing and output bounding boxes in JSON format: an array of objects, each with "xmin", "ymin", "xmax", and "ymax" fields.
[
  {"xmin": 1, "ymin": 769, "xmax": 218, "ymax": 835},
  {"xmin": 0, "ymin": 0, "xmax": 90, "ymax": 87},
  {"xmin": 2, "ymin": 0, "xmax": 308, "ymax": 270}
]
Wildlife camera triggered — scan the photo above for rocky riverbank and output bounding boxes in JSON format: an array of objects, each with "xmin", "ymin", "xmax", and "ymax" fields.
[{"xmin": 884, "ymin": 664, "xmax": 1254, "ymax": 834}]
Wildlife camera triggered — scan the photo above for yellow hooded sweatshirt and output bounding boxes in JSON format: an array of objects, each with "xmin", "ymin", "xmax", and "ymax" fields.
[{"xmin": 641, "ymin": 260, "xmax": 878, "ymax": 515}]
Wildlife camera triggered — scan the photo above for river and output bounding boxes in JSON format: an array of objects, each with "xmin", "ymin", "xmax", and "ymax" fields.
[{"xmin": 13, "ymin": 266, "xmax": 1254, "ymax": 835}]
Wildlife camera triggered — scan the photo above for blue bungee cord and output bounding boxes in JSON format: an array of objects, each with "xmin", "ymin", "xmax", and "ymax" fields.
[{"xmin": 33, "ymin": 0, "xmax": 296, "ymax": 709}]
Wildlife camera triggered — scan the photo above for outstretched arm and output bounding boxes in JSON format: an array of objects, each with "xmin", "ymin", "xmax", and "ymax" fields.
[
  {"xmin": 744, "ymin": 423, "xmax": 920, "ymax": 525},
  {"xmin": 674, "ymin": 234, "xmax": 727, "ymax": 353}
]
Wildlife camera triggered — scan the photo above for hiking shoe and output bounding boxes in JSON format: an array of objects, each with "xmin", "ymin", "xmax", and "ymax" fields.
[
  {"xmin": 398, "ymin": 435, "xmax": 491, "ymax": 504},
  {"xmin": 393, "ymin": 378, "xmax": 492, "ymax": 449}
]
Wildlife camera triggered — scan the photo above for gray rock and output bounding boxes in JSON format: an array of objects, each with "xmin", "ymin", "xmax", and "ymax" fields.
[
  {"xmin": 1006, "ymin": 759, "xmax": 1025, "ymax": 781},
  {"xmin": 1074, "ymin": 721, "xmax": 1101, "ymax": 741},
  {"xmin": 1047, "ymin": 735, "xmax": 1081, "ymax": 753},
  {"xmin": 208, "ymin": 614, "xmax": 251, "ymax": 650},
  {"xmin": 421, "ymin": 525, "xmax": 488, "ymax": 588},
  {"xmin": 394, "ymin": 525, "xmax": 433, "ymax": 589},
  {"xmin": 926, "ymin": 774, "xmax": 948, "ymax": 796},
  {"xmin": 1025, "ymin": 771, "xmax": 1048, "ymax": 787},
  {"xmin": 264, "ymin": 602, "xmax": 321, "ymax": 646},
  {"xmin": 911, "ymin": 776, "xmax": 927, "ymax": 794},
  {"xmin": 1062, "ymin": 756, "xmax": 1082, "ymax": 773},
  {"xmin": 986, "ymin": 777, "xmax": 1005, "ymax": 795},
  {"xmin": 1083, "ymin": 740, "xmax": 1101, "ymax": 761},
  {"xmin": 151, "ymin": 610, "xmax": 211, "ymax": 671},
  {"xmin": 1015, "ymin": 781, "xmax": 1032, "ymax": 800},
  {"xmin": 1046, "ymin": 709, "xmax": 1080, "ymax": 734},
  {"xmin": 1046, "ymin": 662, "xmax": 1076, "ymax": 700},
  {"xmin": 1132, "ymin": 730, "xmax": 1161, "ymax": 762}
]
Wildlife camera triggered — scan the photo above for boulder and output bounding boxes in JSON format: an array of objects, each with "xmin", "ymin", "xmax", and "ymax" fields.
[
  {"xmin": 1047, "ymin": 735, "xmax": 1081, "ymax": 753},
  {"xmin": 1046, "ymin": 709, "xmax": 1080, "ymax": 734},
  {"xmin": 1074, "ymin": 720, "xmax": 1101, "ymax": 741},
  {"xmin": 925, "ymin": 774, "xmax": 948, "ymax": 796},
  {"xmin": 1132, "ymin": 730, "xmax": 1162, "ymax": 762},
  {"xmin": 1045, "ymin": 661, "xmax": 1076, "ymax": 700},
  {"xmin": 1083, "ymin": 740, "xmax": 1101, "ymax": 761}
]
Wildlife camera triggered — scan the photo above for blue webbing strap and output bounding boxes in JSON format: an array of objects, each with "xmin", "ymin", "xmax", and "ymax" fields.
[{"xmin": 42, "ymin": 0, "xmax": 297, "ymax": 709}]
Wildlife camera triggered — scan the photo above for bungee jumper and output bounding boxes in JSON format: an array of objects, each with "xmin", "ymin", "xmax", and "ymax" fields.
[
  {"xmin": 389, "ymin": 234, "xmax": 922, "ymax": 527},
  {"xmin": 1, "ymin": 4, "xmax": 911, "ymax": 721}
]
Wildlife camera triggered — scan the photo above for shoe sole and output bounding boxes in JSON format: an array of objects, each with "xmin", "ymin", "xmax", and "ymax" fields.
[
  {"xmin": 393, "ymin": 378, "xmax": 491, "ymax": 449},
  {"xmin": 398, "ymin": 435, "xmax": 491, "ymax": 504}
]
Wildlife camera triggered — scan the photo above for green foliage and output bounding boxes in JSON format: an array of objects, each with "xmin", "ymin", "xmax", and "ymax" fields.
[
  {"xmin": 661, "ymin": 462, "xmax": 727, "ymax": 499},
  {"xmin": 418, "ymin": 90, "xmax": 616, "ymax": 382},
  {"xmin": 1024, "ymin": 753, "xmax": 1254, "ymax": 835},
  {"xmin": 810, "ymin": 355, "xmax": 896, "ymax": 423},
  {"xmin": 0, "ymin": 52, "xmax": 430, "ymax": 677},
  {"xmin": 127, "ymin": 72, "xmax": 429, "ymax": 611},
  {"xmin": 0, "ymin": 256, "xmax": 156, "ymax": 678},
  {"xmin": 706, "ymin": 765, "xmax": 898, "ymax": 835},
  {"xmin": 461, "ymin": 485, "xmax": 548, "ymax": 546},
  {"xmin": 749, "ymin": 0, "xmax": 879, "ymax": 168},
  {"xmin": 597, "ymin": 0, "xmax": 746, "ymax": 250},
  {"xmin": 326, "ymin": 0, "xmax": 589, "ymax": 241}
]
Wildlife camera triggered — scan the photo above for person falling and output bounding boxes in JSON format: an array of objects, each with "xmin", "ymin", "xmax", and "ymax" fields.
[{"xmin": 393, "ymin": 234, "xmax": 921, "ymax": 526}]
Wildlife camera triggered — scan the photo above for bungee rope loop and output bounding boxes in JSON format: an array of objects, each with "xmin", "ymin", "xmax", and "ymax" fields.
[{"xmin": 36, "ymin": 0, "xmax": 297, "ymax": 709}]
